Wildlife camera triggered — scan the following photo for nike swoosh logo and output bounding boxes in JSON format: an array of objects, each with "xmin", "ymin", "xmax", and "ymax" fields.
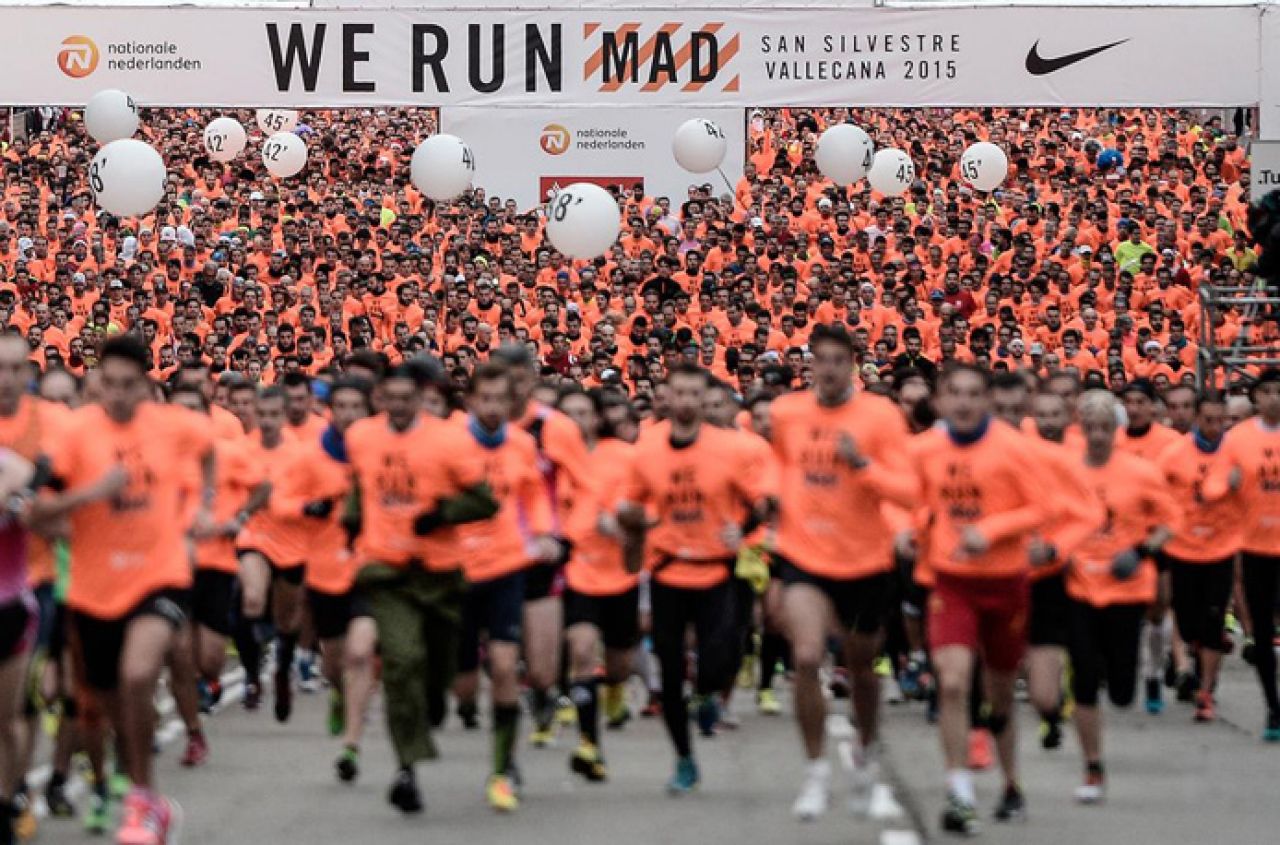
[{"xmin": 1025, "ymin": 39, "xmax": 1129, "ymax": 75}]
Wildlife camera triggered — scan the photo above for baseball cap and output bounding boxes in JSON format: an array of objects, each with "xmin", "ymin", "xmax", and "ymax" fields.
[{"xmin": 108, "ymin": 279, "xmax": 125, "ymax": 289}]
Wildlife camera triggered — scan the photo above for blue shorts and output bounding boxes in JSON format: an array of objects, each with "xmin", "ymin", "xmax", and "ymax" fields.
[{"xmin": 458, "ymin": 569, "xmax": 526, "ymax": 672}]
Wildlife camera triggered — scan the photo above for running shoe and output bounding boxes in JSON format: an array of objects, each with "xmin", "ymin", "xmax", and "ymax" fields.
[
  {"xmin": 604, "ymin": 684, "xmax": 631, "ymax": 729},
  {"xmin": 1144, "ymin": 677, "xmax": 1164, "ymax": 714},
  {"xmin": 11, "ymin": 792, "xmax": 35, "ymax": 841},
  {"xmin": 873, "ymin": 655, "xmax": 893, "ymax": 678},
  {"xmin": 46, "ymin": 777, "xmax": 76, "ymax": 818},
  {"xmin": 1194, "ymin": 690, "xmax": 1216, "ymax": 723},
  {"xmin": 297, "ymin": 651, "xmax": 321, "ymax": 693},
  {"xmin": 756, "ymin": 689, "xmax": 782, "ymax": 716},
  {"xmin": 992, "ymin": 784, "xmax": 1026, "ymax": 822},
  {"xmin": 555, "ymin": 696, "xmax": 578, "ymax": 727},
  {"xmin": 849, "ymin": 744, "xmax": 880, "ymax": 817},
  {"xmin": 116, "ymin": 788, "xmax": 173, "ymax": 845},
  {"xmin": 1039, "ymin": 718, "xmax": 1062, "ymax": 750},
  {"xmin": 1176, "ymin": 671, "xmax": 1199, "ymax": 704},
  {"xmin": 569, "ymin": 740, "xmax": 608, "ymax": 782},
  {"xmin": 828, "ymin": 667, "xmax": 851, "ymax": 699},
  {"xmin": 387, "ymin": 769, "xmax": 423, "ymax": 814},
  {"xmin": 966, "ymin": 728, "xmax": 993, "ymax": 771},
  {"xmin": 695, "ymin": 695, "xmax": 719, "ymax": 738},
  {"xmin": 83, "ymin": 791, "xmax": 111, "ymax": 835},
  {"xmin": 109, "ymin": 774, "xmax": 131, "ymax": 801},
  {"xmin": 898, "ymin": 658, "xmax": 925, "ymax": 700},
  {"xmin": 737, "ymin": 652, "xmax": 756, "ymax": 689},
  {"xmin": 666, "ymin": 756, "xmax": 699, "ymax": 795},
  {"xmin": 458, "ymin": 700, "xmax": 480, "ymax": 730},
  {"xmin": 243, "ymin": 681, "xmax": 262, "ymax": 711},
  {"xmin": 327, "ymin": 689, "xmax": 345, "ymax": 737},
  {"xmin": 528, "ymin": 725, "xmax": 556, "ymax": 748},
  {"xmin": 273, "ymin": 667, "xmax": 293, "ymax": 723},
  {"xmin": 335, "ymin": 746, "xmax": 359, "ymax": 783},
  {"xmin": 641, "ymin": 693, "xmax": 662, "ymax": 719},
  {"xmin": 791, "ymin": 759, "xmax": 830, "ymax": 821},
  {"xmin": 940, "ymin": 793, "xmax": 980, "ymax": 836},
  {"xmin": 180, "ymin": 731, "xmax": 209, "ymax": 768},
  {"xmin": 1264, "ymin": 711, "xmax": 1280, "ymax": 743},
  {"xmin": 486, "ymin": 774, "xmax": 519, "ymax": 812},
  {"xmin": 716, "ymin": 697, "xmax": 740, "ymax": 730},
  {"xmin": 1243, "ymin": 638, "xmax": 1258, "ymax": 666},
  {"xmin": 1075, "ymin": 770, "xmax": 1106, "ymax": 804},
  {"xmin": 197, "ymin": 679, "xmax": 222, "ymax": 714}
]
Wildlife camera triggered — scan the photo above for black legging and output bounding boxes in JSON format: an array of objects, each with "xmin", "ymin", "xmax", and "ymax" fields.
[
  {"xmin": 1242, "ymin": 553, "xmax": 1280, "ymax": 716},
  {"xmin": 1069, "ymin": 601, "xmax": 1147, "ymax": 708},
  {"xmin": 650, "ymin": 579, "xmax": 738, "ymax": 757}
]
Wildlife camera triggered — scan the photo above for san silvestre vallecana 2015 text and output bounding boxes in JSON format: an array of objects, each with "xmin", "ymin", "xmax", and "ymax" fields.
[{"xmin": 760, "ymin": 33, "xmax": 963, "ymax": 81}]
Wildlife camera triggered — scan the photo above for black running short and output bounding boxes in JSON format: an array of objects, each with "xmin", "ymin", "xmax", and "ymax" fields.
[
  {"xmin": 0, "ymin": 596, "xmax": 36, "ymax": 660},
  {"xmin": 775, "ymin": 553, "xmax": 893, "ymax": 634},
  {"xmin": 1168, "ymin": 556, "xmax": 1235, "ymax": 651},
  {"xmin": 71, "ymin": 589, "xmax": 190, "ymax": 692},
  {"xmin": 523, "ymin": 562, "xmax": 565, "ymax": 602},
  {"xmin": 192, "ymin": 569, "xmax": 238, "ymax": 637},
  {"xmin": 237, "ymin": 549, "xmax": 306, "ymax": 586},
  {"xmin": 307, "ymin": 586, "xmax": 373, "ymax": 641},
  {"xmin": 563, "ymin": 586, "xmax": 640, "ymax": 650},
  {"xmin": 1029, "ymin": 571, "xmax": 1071, "ymax": 648},
  {"xmin": 458, "ymin": 570, "xmax": 526, "ymax": 672}
]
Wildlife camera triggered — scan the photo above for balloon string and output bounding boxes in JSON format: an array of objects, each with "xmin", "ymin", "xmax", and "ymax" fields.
[{"xmin": 716, "ymin": 167, "xmax": 738, "ymax": 207}]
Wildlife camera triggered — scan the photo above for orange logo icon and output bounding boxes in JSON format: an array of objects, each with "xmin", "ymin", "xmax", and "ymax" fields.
[
  {"xmin": 540, "ymin": 124, "xmax": 571, "ymax": 156},
  {"xmin": 57, "ymin": 35, "xmax": 99, "ymax": 78}
]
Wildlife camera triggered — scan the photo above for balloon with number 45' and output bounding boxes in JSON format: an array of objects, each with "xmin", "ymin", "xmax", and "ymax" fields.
[{"xmin": 960, "ymin": 142, "xmax": 1009, "ymax": 192}]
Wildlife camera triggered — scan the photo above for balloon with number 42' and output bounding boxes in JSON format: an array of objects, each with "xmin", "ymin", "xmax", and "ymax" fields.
[
  {"xmin": 672, "ymin": 118, "xmax": 728, "ymax": 174},
  {"xmin": 410, "ymin": 134, "xmax": 476, "ymax": 202},
  {"xmin": 262, "ymin": 132, "xmax": 307, "ymax": 178},
  {"xmin": 203, "ymin": 117, "xmax": 247, "ymax": 164}
]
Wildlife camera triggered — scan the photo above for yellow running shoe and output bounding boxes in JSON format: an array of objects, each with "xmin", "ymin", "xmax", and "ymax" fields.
[
  {"xmin": 757, "ymin": 689, "xmax": 782, "ymax": 716},
  {"xmin": 555, "ymin": 698, "xmax": 578, "ymax": 727},
  {"xmin": 529, "ymin": 725, "xmax": 556, "ymax": 747},
  {"xmin": 569, "ymin": 741, "xmax": 608, "ymax": 782},
  {"xmin": 486, "ymin": 774, "xmax": 520, "ymax": 812},
  {"xmin": 873, "ymin": 655, "xmax": 893, "ymax": 678},
  {"xmin": 604, "ymin": 683, "xmax": 631, "ymax": 729}
]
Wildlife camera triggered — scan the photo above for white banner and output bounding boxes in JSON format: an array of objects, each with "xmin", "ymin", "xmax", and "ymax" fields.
[
  {"xmin": 0, "ymin": 6, "xmax": 1260, "ymax": 108},
  {"xmin": 443, "ymin": 106, "xmax": 743, "ymax": 210},
  {"xmin": 1261, "ymin": 7, "xmax": 1280, "ymax": 139},
  {"xmin": 1252, "ymin": 140, "xmax": 1280, "ymax": 200}
]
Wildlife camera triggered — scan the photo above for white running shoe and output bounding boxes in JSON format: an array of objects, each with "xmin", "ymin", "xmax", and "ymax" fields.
[
  {"xmin": 849, "ymin": 743, "xmax": 881, "ymax": 817},
  {"xmin": 792, "ymin": 760, "xmax": 831, "ymax": 821},
  {"xmin": 1074, "ymin": 778, "xmax": 1106, "ymax": 805}
]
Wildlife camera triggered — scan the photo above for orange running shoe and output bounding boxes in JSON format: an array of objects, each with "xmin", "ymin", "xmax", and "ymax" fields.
[{"xmin": 967, "ymin": 728, "xmax": 993, "ymax": 771}]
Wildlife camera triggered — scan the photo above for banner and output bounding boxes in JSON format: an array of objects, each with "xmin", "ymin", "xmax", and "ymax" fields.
[
  {"xmin": 0, "ymin": 6, "xmax": 1260, "ymax": 108},
  {"xmin": 1262, "ymin": 7, "xmax": 1280, "ymax": 139},
  {"xmin": 442, "ymin": 106, "xmax": 743, "ymax": 210},
  {"xmin": 1252, "ymin": 140, "xmax": 1280, "ymax": 200}
]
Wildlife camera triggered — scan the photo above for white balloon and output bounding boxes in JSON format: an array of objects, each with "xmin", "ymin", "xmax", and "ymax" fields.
[
  {"xmin": 815, "ymin": 123, "xmax": 874, "ymax": 185},
  {"xmin": 261, "ymin": 132, "xmax": 307, "ymax": 178},
  {"xmin": 410, "ymin": 134, "xmax": 476, "ymax": 202},
  {"xmin": 84, "ymin": 89, "xmax": 139, "ymax": 144},
  {"xmin": 672, "ymin": 118, "xmax": 728, "ymax": 174},
  {"xmin": 960, "ymin": 141, "xmax": 1009, "ymax": 192},
  {"xmin": 545, "ymin": 183, "xmax": 621, "ymax": 260},
  {"xmin": 867, "ymin": 148, "xmax": 916, "ymax": 196},
  {"xmin": 256, "ymin": 108, "xmax": 298, "ymax": 134},
  {"xmin": 203, "ymin": 117, "xmax": 247, "ymax": 164},
  {"xmin": 88, "ymin": 139, "xmax": 166, "ymax": 218}
]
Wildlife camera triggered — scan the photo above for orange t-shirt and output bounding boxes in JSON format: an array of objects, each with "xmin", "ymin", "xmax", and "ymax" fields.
[
  {"xmin": 50, "ymin": 404, "xmax": 213, "ymax": 619},
  {"xmin": 236, "ymin": 436, "xmax": 310, "ymax": 569},
  {"xmin": 517, "ymin": 402, "xmax": 595, "ymax": 536},
  {"xmin": 345, "ymin": 413, "xmax": 485, "ymax": 570},
  {"xmin": 195, "ymin": 435, "xmax": 264, "ymax": 575},
  {"xmin": 271, "ymin": 437, "xmax": 355, "ymax": 594},
  {"xmin": 1204, "ymin": 418, "xmax": 1280, "ymax": 555},
  {"xmin": 1158, "ymin": 434, "xmax": 1245, "ymax": 563},
  {"xmin": 1117, "ymin": 422, "xmax": 1182, "ymax": 464},
  {"xmin": 909, "ymin": 421, "xmax": 1047, "ymax": 580},
  {"xmin": 624, "ymin": 424, "xmax": 775, "ymax": 590},
  {"xmin": 455, "ymin": 426, "xmax": 551, "ymax": 583},
  {"xmin": 770, "ymin": 390, "xmax": 916, "ymax": 579},
  {"xmin": 0, "ymin": 397, "xmax": 72, "ymax": 587},
  {"xmin": 1068, "ymin": 451, "xmax": 1180, "ymax": 607},
  {"xmin": 564, "ymin": 438, "xmax": 640, "ymax": 597}
]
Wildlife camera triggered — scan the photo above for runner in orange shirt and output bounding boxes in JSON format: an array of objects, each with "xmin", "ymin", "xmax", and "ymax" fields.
[
  {"xmin": 1066, "ymin": 390, "xmax": 1178, "ymax": 804},
  {"xmin": 618, "ymin": 363, "xmax": 776, "ymax": 795},
  {"xmin": 1158, "ymin": 391, "xmax": 1244, "ymax": 723},
  {"xmin": 770, "ymin": 324, "xmax": 917, "ymax": 821},
  {"xmin": 908, "ymin": 363, "xmax": 1050, "ymax": 835},
  {"xmin": 1202, "ymin": 368, "xmax": 1280, "ymax": 741},
  {"xmin": 453, "ymin": 362, "xmax": 557, "ymax": 812},
  {"xmin": 1118, "ymin": 378, "xmax": 1186, "ymax": 714},
  {"xmin": 234, "ymin": 387, "xmax": 309, "ymax": 722},
  {"xmin": 557, "ymin": 387, "xmax": 640, "ymax": 784},
  {"xmin": 345, "ymin": 359, "xmax": 498, "ymax": 815},
  {"xmin": 37, "ymin": 335, "xmax": 215, "ymax": 845},
  {"xmin": 270, "ymin": 377, "xmax": 377, "ymax": 784}
]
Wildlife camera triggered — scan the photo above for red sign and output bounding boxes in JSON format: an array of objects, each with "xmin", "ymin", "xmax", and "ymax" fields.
[{"xmin": 539, "ymin": 175, "xmax": 644, "ymax": 200}]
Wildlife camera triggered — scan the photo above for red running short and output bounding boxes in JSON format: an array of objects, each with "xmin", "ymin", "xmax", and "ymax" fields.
[{"xmin": 928, "ymin": 572, "xmax": 1029, "ymax": 672}]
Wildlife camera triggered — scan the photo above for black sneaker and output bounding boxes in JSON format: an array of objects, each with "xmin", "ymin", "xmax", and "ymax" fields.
[
  {"xmin": 1040, "ymin": 718, "xmax": 1062, "ymax": 750},
  {"xmin": 335, "ymin": 746, "xmax": 359, "ymax": 784},
  {"xmin": 388, "ymin": 769, "xmax": 424, "ymax": 814},
  {"xmin": 1175, "ymin": 672, "xmax": 1199, "ymax": 703},
  {"xmin": 458, "ymin": 700, "xmax": 480, "ymax": 730},
  {"xmin": 993, "ymin": 784, "xmax": 1026, "ymax": 822},
  {"xmin": 243, "ymin": 681, "xmax": 262, "ymax": 711},
  {"xmin": 274, "ymin": 668, "xmax": 293, "ymax": 723},
  {"xmin": 941, "ymin": 794, "xmax": 979, "ymax": 836},
  {"xmin": 45, "ymin": 778, "xmax": 75, "ymax": 817}
]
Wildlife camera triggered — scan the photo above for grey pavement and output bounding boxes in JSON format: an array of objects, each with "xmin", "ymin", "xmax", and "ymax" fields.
[{"xmin": 30, "ymin": 654, "xmax": 1280, "ymax": 844}]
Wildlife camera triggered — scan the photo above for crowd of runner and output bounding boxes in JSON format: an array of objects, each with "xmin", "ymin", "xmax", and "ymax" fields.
[{"xmin": 0, "ymin": 104, "xmax": 1275, "ymax": 845}]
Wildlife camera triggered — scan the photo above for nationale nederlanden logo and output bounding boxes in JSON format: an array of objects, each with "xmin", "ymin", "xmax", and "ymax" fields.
[
  {"xmin": 57, "ymin": 35, "xmax": 100, "ymax": 78},
  {"xmin": 540, "ymin": 124, "xmax": 571, "ymax": 156}
]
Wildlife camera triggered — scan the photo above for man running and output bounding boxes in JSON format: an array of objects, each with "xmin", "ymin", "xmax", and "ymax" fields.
[
  {"xmin": 770, "ymin": 325, "xmax": 916, "ymax": 820},
  {"xmin": 908, "ymin": 363, "xmax": 1049, "ymax": 835},
  {"xmin": 1067, "ymin": 390, "xmax": 1177, "ymax": 802},
  {"xmin": 557, "ymin": 387, "xmax": 640, "ymax": 783},
  {"xmin": 618, "ymin": 363, "xmax": 776, "ymax": 794},
  {"xmin": 1158, "ymin": 391, "xmax": 1244, "ymax": 723},
  {"xmin": 38, "ymin": 335, "xmax": 216, "ymax": 845},
  {"xmin": 345, "ymin": 360, "xmax": 498, "ymax": 814}
]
